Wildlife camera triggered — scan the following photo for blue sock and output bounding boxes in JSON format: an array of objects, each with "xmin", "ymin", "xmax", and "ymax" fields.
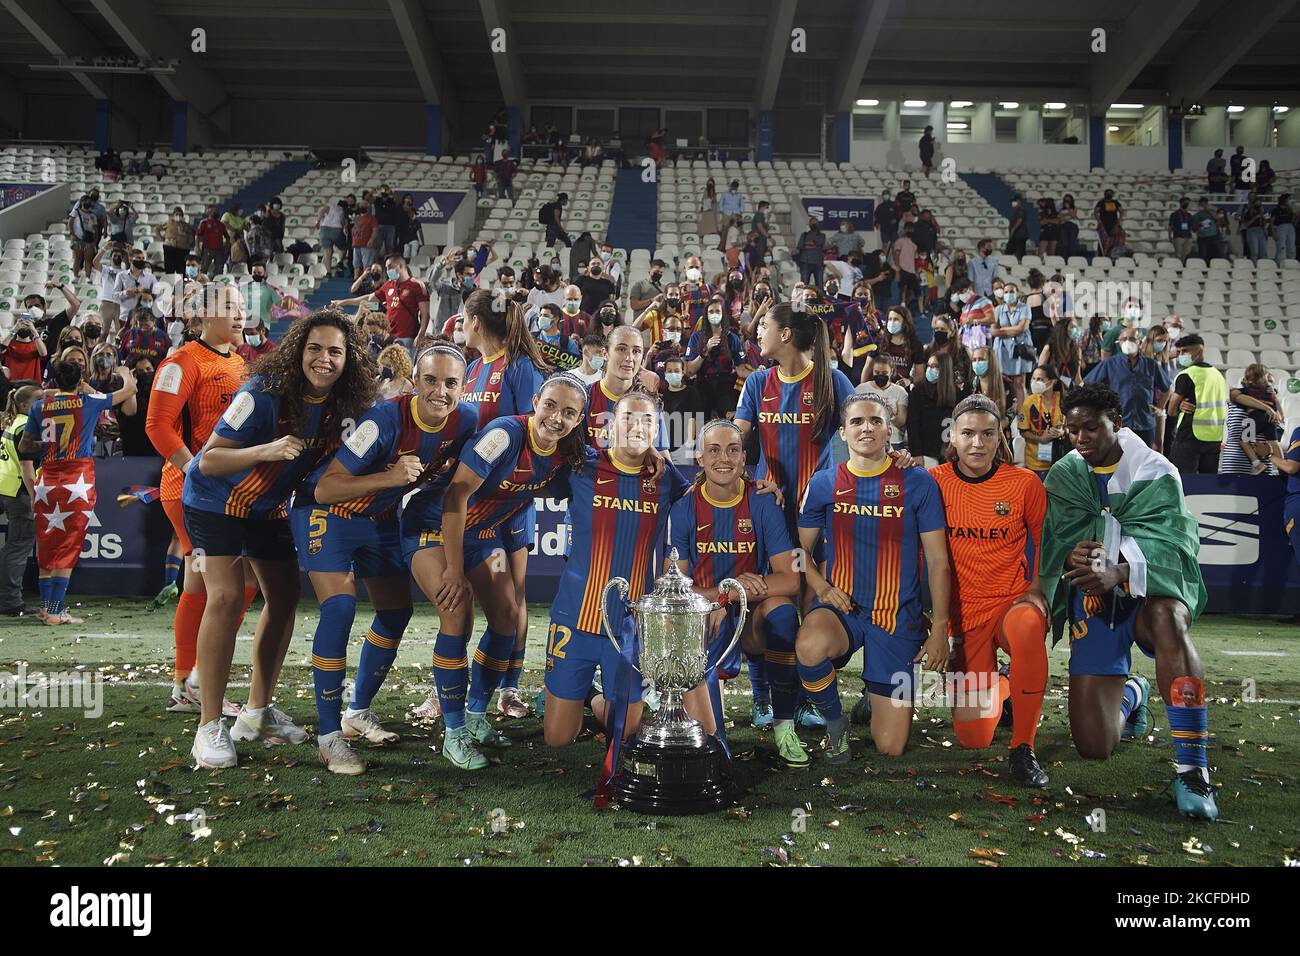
[
  {"xmin": 163, "ymin": 555, "xmax": 183, "ymax": 588},
  {"xmin": 311, "ymin": 594, "xmax": 356, "ymax": 737},
  {"xmin": 39, "ymin": 577, "xmax": 53, "ymax": 613},
  {"xmin": 797, "ymin": 658, "xmax": 842, "ymax": 721},
  {"xmin": 1167, "ymin": 676, "xmax": 1209, "ymax": 776},
  {"xmin": 763, "ymin": 604, "xmax": 799, "ymax": 721},
  {"xmin": 502, "ymin": 645, "xmax": 526, "ymax": 691},
  {"xmin": 351, "ymin": 606, "xmax": 411, "ymax": 711},
  {"xmin": 747, "ymin": 653, "xmax": 770, "ymax": 707},
  {"xmin": 49, "ymin": 577, "xmax": 70, "ymax": 615},
  {"xmin": 468, "ymin": 628, "xmax": 515, "ymax": 712},
  {"xmin": 1119, "ymin": 678, "xmax": 1142, "ymax": 722},
  {"xmin": 433, "ymin": 632, "xmax": 469, "ymax": 730}
]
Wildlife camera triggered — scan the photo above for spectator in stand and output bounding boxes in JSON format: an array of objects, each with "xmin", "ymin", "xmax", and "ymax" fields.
[
  {"xmin": 118, "ymin": 306, "xmax": 171, "ymax": 367},
  {"xmin": 1079, "ymin": 314, "xmax": 1106, "ymax": 376},
  {"xmin": 494, "ymin": 150, "xmax": 518, "ymax": 201},
  {"xmin": 1226, "ymin": 364, "xmax": 1284, "ymax": 475},
  {"xmin": 1191, "ymin": 196, "xmax": 1222, "ymax": 262},
  {"xmin": 991, "ymin": 281, "xmax": 1033, "ymax": 406},
  {"xmin": 635, "ymin": 284, "xmax": 683, "ymax": 344},
  {"xmin": 1036, "ymin": 197, "xmax": 1059, "ymax": 257},
  {"xmin": 576, "ymin": 255, "xmax": 618, "ymax": 316},
  {"xmin": 376, "ymin": 343, "xmax": 415, "ymax": 401},
  {"xmin": 967, "ymin": 238, "xmax": 999, "ymax": 299},
  {"xmin": 833, "ymin": 219, "xmax": 866, "ymax": 260},
  {"xmin": 1018, "ymin": 364, "xmax": 1067, "ymax": 480},
  {"xmin": 661, "ymin": 355, "xmax": 704, "ymax": 461},
  {"xmin": 855, "ymin": 354, "xmax": 909, "ymax": 449},
  {"xmin": 876, "ymin": 189, "xmax": 900, "ymax": 260},
  {"xmin": 970, "ymin": 345, "xmax": 1013, "ymax": 444},
  {"xmin": 1100, "ymin": 298, "xmax": 1144, "ymax": 358},
  {"xmin": 568, "ymin": 231, "xmax": 598, "ymax": 281},
  {"xmin": 350, "ymin": 202, "xmax": 379, "ymax": 278},
  {"xmin": 541, "ymin": 193, "xmax": 571, "ymax": 249},
  {"xmin": 532, "ymin": 303, "xmax": 581, "ymax": 365},
  {"xmin": 749, "ymin": 200, "xmax": 772, "ymax": 265},
  {"xmin": 112, "ymin": 249, "xmax": 159, "ymax": 321},
  {"xmin": 1241, "ymin": 196, "xmax": 1269, "ymax": 263},
  {"xmin": 909, "ymin": 351, "xmax": 968, "ymax": 467},
  {"xmin": 895, "ymin": 180, "xmax": 916, "ymax": 215},
  {"xmin": 1, "ymin": 315, "xmax": 46, "ymax": 383},
  {"xmin": 91, "ymin": 242, "xmax": 127, "ymax": 334},
  {"xmin": 237, "ymin": 313, "xmax": 277, "ymax": 365},
  {"xmin": 156, "ymin": 205, "xmax": 195, "ymax": 275},
  {"xmin": 892, "ymin": 223, "xmax": 920, "ymax": 315},
  {"xmin": 722, "ymin": 215, "xmax": 744, "ymax": 269},
  {"xmin": 425, "ymin": 246, "xmax": 465, "ymax": 330},
  {"xmin": 1058, "ymin": 194, "xmax": 1080, "ymax": 258},
  {"xmin": 1206, "ymin": 149, "xmax": 1228, "ymax": 194},
  {"xmin": 926, "ymin": 310, "xmax": 972, "ymax": 394},
  {"xmin": 1039, "ymin": 308, "xmax": 1083, "ymax": 387},
  {"xmin": 220, "ymin": 203, "xmax": 246, "ymax": 249},
  {"xmin": 1230, "ymin": 145, "xmax": 1249, "ymax": 201},
  {"xmin": 877, "ymin": 304, "xmax": 926, "ymax": 386},
  {"xmin": 720, "ymin": 179, "xmax": 745, "ymax": 222},
  {"xmin": 1094, "ymin": 189, "xmax": 1124, "ymax": 258},
  {"xmin": 1165, "ymin": 334, "xmax": 1227, "ymax": 473},
  {"xmin": 1168, "ymin": 195, "xmax": 1195, "ymax": 263},
  {"xmin": 1083, "ymin": 324, "xmax": 1169, "ymax": 448},
  {"xmin": 243, "ymin": 215, "xmax": 274, "ymax": 263},
  {"xmin": 241, "ymin": 258, "xmax": 284, "ymax": 332},
  {"xmin": 527, "ymin": 264, "xmax": 565, "ymax": 318},
  {"xmin": 598, "ymin": 241, "xmax": 622, "ymax": 287},
  {"xmin": 107, "ymin": 200, "xmax": 138, "ymax": 245},
  {"xmin": 398, "ymin": 193, "xmax": 421, "ymax": 261},
  {"xmin": 1007, "ymin": 195, "xmax": 1029, "ymax": 257},
  {"xmin": 591, "ymin": 298, "xmax": 621, "ymax": 342},
  {"xmin": 951, "ymin": 277, "xmax": 994, "ymax": 351},
  {"xmin": 646, "ymin": 312, "xmax": 688, "ymax": 378},
  {"xmin": 470, "ymin": 155, "xmax": 487, "ymax": 198},
  {"xmin": 1257, "ymin": 160, "xmax": 1276, "ymax": 196},
  {"xmin": 363, "ymin": 255, "xmax": 428, "ymax": 352},
  {"xmin": 629, "ymin": 259, "xmax": 667, "ymax": 313},
  {"xmin": 360, "ymin": 312, "xmax": 393, "ymax": 361},
  {"xmin": 919, "ymin": 126, "xmax": 936, "ymax": 176},
  {"xmin": 550, "ymin": 284, "xmax": 590, "ymax": 342},
  {"xmin": 912, "ymin": 209, "xmax": 939, "ymax": 257},
  {"xmin": 69, "ymin": 195, "xmax": 101, "ymax": 280},
  {"xmin": 685, "ymin": 295, "xmax": 746, "ymax": 418},
  {"xmin": 194, "ymin": 205, "xmax": 228, "ymax": 276},
  {"xmin": 371, "ymin": 185, "xmax": 399, "ymax": 258},
  {"xmin": 1272, "ymin": 193, "xmax": 1296, "ymax": 265},
  {"xmin": 316, "ymin": 199, "xmax": 351, "ymax": 276},
  {"xmin": 698, "ymin": 179, "xmax": 720, "ymax": 240},
  {"xmin": 573, "ymin": 331, "xmax": 607, "ymax": 386},
  {"xmin": 795, "ymin": 217, "xmax": 826, "ymax": 285}
]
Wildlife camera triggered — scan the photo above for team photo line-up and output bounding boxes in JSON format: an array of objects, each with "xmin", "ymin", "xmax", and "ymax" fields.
[{"xmin": 10, "ymin": 269, "xmax": 1242, "ymax": 823}]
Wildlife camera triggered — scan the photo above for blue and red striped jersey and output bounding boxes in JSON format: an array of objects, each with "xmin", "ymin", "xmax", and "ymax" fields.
[
  {"xmin": 182, "ymin": 377, "xmax": 340, "ymax": 519},
  {"xmin": 462, "ymin": 348, "xmax": 545, "ymax": 423},
  {"xmin": 551, "ymin": 447, "xmax": 689, "ymax": 634},
  {"xmin": 299, "ymin": 395, "xmax": 477, "ymax": 519},
  {"xmin": 668, "ymin": 481, "xmax": 793, "ymax": 587},
  {"xmin": 735, "ymin": 362, "xmax": 855, "ymax": 527},
  {"xmin": 798, "ymin": 460, "xmax": 946, "ymax": 634},
  {"xmin": 25, "ymin": 391, "xmax": 113, "ymax": 464}
]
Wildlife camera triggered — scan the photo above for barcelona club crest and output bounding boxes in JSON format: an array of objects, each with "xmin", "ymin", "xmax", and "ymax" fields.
[
  {"xmin": 883, "ymin": 483, "xmax": 901, "ymax": 499},
  {"xmin": 642, "ymin": 477, "xmax": 657, "ymax": 495},
  {"xmin": 801, "ymin": 390, "xmax": 814, "ymax": 405},
  {"xmin": 308, "ymin": 538, "xmax": 323, "ymax": 555},
  {"xmin": 995, "ymin": 501, "xmax": 1011, "ymax": 516},
  {"xmin": 738, "ymin": 517, "xmax": 752, "ymax": 534},
  {"xmin": 489, "ymin": 371, "xmax": 502, "ymax": 385}
]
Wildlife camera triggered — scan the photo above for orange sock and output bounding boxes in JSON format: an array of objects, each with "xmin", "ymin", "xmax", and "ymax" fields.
[
  {"xmin": 1001, "ymin": 603, "xmax": 1048, "ymax": 749},
  {"xmin": 952, "ymin": 674, "xmax": 1006, "ymax": 749},
  {"xmin": 174, "ymin": 591, "xmax": 207, "ymax": 683}
]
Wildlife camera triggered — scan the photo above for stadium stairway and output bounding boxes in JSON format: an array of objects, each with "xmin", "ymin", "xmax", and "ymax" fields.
[
  {"xmin": 606, "ymin": 166, "xmax": 657, "ymax": 253},
  {"xmin": 221, "ymin": 159, "xmax": 316, "ymax": 218},
  {"xmin": 960, "ymin": 171, "xmax": 1040, "ymax": 247}
]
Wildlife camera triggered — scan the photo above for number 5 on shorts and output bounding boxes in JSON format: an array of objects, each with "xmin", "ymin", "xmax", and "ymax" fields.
[
  {"xmin": 547, "ymin": 622, "xmax": 571, "ymax": 660},
  {"xmin": 309, "ymin": 508, "xmax": 328, "ymax": 538}
]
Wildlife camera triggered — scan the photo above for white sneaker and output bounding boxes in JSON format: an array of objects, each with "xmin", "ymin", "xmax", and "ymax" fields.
[
  {"xmin": 413, "ymin": 688, "xmax": 442, "ymax": 720},
  {"xmin": 170, "ymin": 676, "xmax": 241, "ymax": 717},
  {"xmin": 318, "ymin": 731, "xmax": 366, "ymax": 775},
  {"xmin": 191, "ymin": 719, "xmax": 237, "ymax": 769},
  {"xmin": 230, "ymin": 705, "xmax": 309, "ymax": 745},
  {"xmin": 341, "ymin": 707, "xmax": 399, "ymax": 744},
  {"xmin": 496, "ymin": 687, "xmax": 529, "ymax": 718}
]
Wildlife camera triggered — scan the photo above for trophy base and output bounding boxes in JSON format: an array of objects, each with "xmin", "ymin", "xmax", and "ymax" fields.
[{"xmin": 614, "ymin": 735, "xmax": 737, "ymax": 816}]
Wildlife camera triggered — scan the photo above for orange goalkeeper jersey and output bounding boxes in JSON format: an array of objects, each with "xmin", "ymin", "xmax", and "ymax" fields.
[
  {"xmin": 929, "ymin": 460, "xmax": 1046, "ymax": 632},
  {"xmin": 145, "ymin": 340, "xmax": 246, "ymax": 501}
]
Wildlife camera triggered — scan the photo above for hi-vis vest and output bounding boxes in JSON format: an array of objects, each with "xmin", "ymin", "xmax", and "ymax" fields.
[
  {"xmin": 0, "ymin": 414, "xmax": 29, "ymax": 498},
  {"xmin": 1177, "ymin": 363, "xmax": 1226, "ymax": 443}
]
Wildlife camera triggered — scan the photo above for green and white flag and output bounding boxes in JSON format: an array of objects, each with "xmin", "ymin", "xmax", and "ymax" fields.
[{"xmin": 1040, "ymin": 428, "xmax": 1207, "ymax": 644}]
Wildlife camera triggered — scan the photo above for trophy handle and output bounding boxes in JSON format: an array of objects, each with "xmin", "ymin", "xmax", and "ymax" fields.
[
  {"xmin": 600, "ymin": 577, "xmax": 631, "ymax": 655},
  {"xmin": 714, "ymin": 577, "xmax": 749, "ymax": 669}
]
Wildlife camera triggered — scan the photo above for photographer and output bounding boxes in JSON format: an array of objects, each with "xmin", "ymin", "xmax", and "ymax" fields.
[
  {"xmin": 24, "ymin": 285, "xmax": 80, "ymax": 350},
  {"xmin": 428, "ymin": 246, "xmax": 467, "ymax": 328},
  {"xmin": 1, "ymin": 314, "xmax": 47, "ymax": 383},
  {"xmin": 107, "ymin": 200, "xmax": 138, "ymax": 245},
  {"xmin": 69, "ymin": 195, "xmax": 100, "ymax": 280}
]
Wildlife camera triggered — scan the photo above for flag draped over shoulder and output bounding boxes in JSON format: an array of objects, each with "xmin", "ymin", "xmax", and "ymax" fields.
[{"xmin": 1039, "ymin": 428, "xmax": 1206, "ymax": 644}]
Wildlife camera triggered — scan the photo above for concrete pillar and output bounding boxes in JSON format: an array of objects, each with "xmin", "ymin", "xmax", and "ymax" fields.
[
  {"xmin": 1190, "ymin": 107, "xmax": 1227, "ymax": 147},
  {"xmin": 1167, "ymin": 113, "xmax": 1183, "ymax": 171},
  {"xmin": 1089, "ymin": 115, "xmax": 1105, "ymax": 169},
  {"xmin": 95, "ymin": 99, "xmax": 111, "ymax": 153},
  {"xmin": 1277, "ymin": 113, "xmax": 1300, "ymax": 147},
  {"xmin": 1234, "ymin": 107, "xmax": 1270, "ymax": 147},
  {"xmin": 425, "ymin": 104, "xmax": 442, "ymax": 156},
  {"xmin": 971, "ymin": 103, "xmax": 994, "ymax": 143},
  {"xmin": 171, "ymin": 101, "xmax": 188, "ymax": 154},
  {"xmin": 1017, "ymin": 108, "xmax": 1041, "ymax": 144},
  {"xmin": 506, "ymin": 105, "xmax": 520, "ymax": 157},
  {"xmin": 834, "ymin": 111, "xmax": 851, "ymax": 163},
  {"xmin": 883, "ymin": 100, "xmax": 899, "ymax": 143},
  {"xmin": 757, "ymin": 110, "xmax": 774, "ymax": 162}
]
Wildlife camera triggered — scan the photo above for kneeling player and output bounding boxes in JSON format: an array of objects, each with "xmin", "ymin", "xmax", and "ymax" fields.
[
  {"xmin": 930, "ymin": 395, "xmax": 1050, "ymax": 787},
  {"xmin": 668, "ymin": 419, "xmax": 804, "ymax": 766},
  {"xmin": 794, "ymin": 395, "xmax": 950, "ymax": 763},
  {"xmin": 1041, "ymin": 384, "xmax": 1216, "ymax": 820},
  {"xmin": 297, "ymin": 345, "xmax": 477, "ymax": 774}
]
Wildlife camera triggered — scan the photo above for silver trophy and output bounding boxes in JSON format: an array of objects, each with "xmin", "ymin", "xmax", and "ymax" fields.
[{"xmin": 600, "ymin": 548, "xmax": 748, "ymax": 814}]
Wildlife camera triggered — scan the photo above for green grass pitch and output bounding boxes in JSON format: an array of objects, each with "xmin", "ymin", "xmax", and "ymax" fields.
[{"xmin": 1, "ymin": 598, "xmax": 1296, "ymax": 867}]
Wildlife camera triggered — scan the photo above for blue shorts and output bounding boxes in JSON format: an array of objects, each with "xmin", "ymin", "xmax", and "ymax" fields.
[
  {"xmin": 352, "ymin": 247, "xmax": 375, "ymax": 270},
  {"xmin": 713, "ymin": 608, "xmax": 745, "ymax": 679},
  {"xmin": 289, "ymin": 507, "xmax": 404, "ymax": 578},
  {"xmin": 811, "ymin": 600, "xmax": 924, "ymax": 698},
  {"xmin": 183, "ymin": 504, "xmax": 296, "ymax": 560},
  {"xmin": 319, "ymin": 227, "xmax": 347, "ymax": 252},
  {"xmin": 506, "ymin": 503, "xmax": 535, "ymax": 553},
  {"xmin": 400, "ymin": 520, "xmax": 509, "ymax": 573},
  {"xmin": 1067, "ymin": 593, "xmax": 1154, "ymax": 677},
  {"xmin": 544, "ymin": 617, "xmax": 643, "ymax": 704},
  {"xmin": 1286, "ymin": 500, "xmax": 1300, "ymax": 566}
]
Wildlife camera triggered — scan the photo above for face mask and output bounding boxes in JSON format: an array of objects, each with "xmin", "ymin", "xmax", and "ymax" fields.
[
  {"xmin": 246, "ymin": 334, "xmax": 262, "ymax": 347},
  {"xmin": 27, "ymin": 306, "xmax": 44, "ymax": 320},
  {"xmin": 453, "ymin": 329, "xmax": 467, "ymax": 345},
  {"xmin": 925, "ymin": 367, "xmax": 940, "ymax": 384},
  {"xmin": 590, "ymin": 264, "xmax": 602, "ymax": 276},
  {"xmin": 1177, "ymin": 352, "xmax": 1194, "ymax": 368},
  {"xmin": 708, "ymin": 312, "xmax": 722, "ymax": 326},
  {"xmin": 1071, "ymin": 326, "xmax": 1083, "ymax": 341},
  {"xmin": 872, "ymin": 373, "xmax": 890, "ymax": 387},
  {"xmin": 950, "ymin": 293, "xmax": 962, "ymax": 305},
  {"xmin": 1101, "ymin": 320, "xmax": 1113, "ymax": 332},
  {"xmin": 589, "ymin": 356, "xmax": 605, "ymax": 372},
  {"xmin": 1004, "ymin": 292, "xmax": 1017, "ymax": 304},
  {"xmin": 1120, "ymin": 340, "xmax": 1139, "ymax": 356},
  {"xmin": 1031, "ymin": 380, "xmax": 1049, "ymax": 395},
  {"xmin": 85, "ymin": 326, "xmax": 101, "ymax": 340},
  {"xmin": 665, "ymin": 331, "xmax": 681, "ymax": 344},
  {"xmin": 933, "ymin": 330, "xmax": 949, "ymax": 346},
  {"xmin": 185, "ymin": 265, "xmax": 198, "ymax": 278},
  {"xmin": 686, "ymin": 268, "xmax": 701, "ymax": 281},
  {"xmin": 972, "ymin": 360, "xmax": 989, "ymax": 378},
  {"xmin": 763, "ymin": 254, "xmax": 773, "ymax": 264},
  {"xmin": 1153, "ymin": 341, "xmax": 1167, "ymax": 353},
  {"xmin": 173, "ymin": 214, "xmax": 183, "ymax": 222},
  {"xmin": 665, "ymin": 372, "xmax": 684, "ymax": 387},
  {"xmin": 463, "ymin": 277, "xmax": 475, "ymax": 289},
  {"xmin": 650, "ymin": 271, "xmax": 663, "ymax": 282},
  {"xmin": 665, "ymin": 297, "xmax": 680, "ymax": 309},
  {"xmin": 830, "ymin": 359, "xmax": 839, "ymax": 371},
  {"xmin": 600, "ymin": 311, "xmax": 616, "ymax": 324},
  {"xmin": 563, "ymin": 299, "xmax": 581, "ymax": 314},
  {"xmin": 538, "ymin": 313, "xmax": 554, "ymax": 329},
  {"xmin": 840, "ymin": 224, "xmax": 849, "ymax": 233},
  {"xmin": 1125, "ymin": 307, "xmax": 1141, "ymax": 321},
  {"xmin": 132, "ymin": 259, "xmax": 146, "ymax": 270},
  {"xmin": 387, "ymin": 269, "xmax": 400, "ymax": 281},
  {"xmin": 887, "ymin": 319, "xmax": 903, "ymax": 335},
  {"xmin": 825, "ymin": 285, "xmax": 839, "ymax": 297}
]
